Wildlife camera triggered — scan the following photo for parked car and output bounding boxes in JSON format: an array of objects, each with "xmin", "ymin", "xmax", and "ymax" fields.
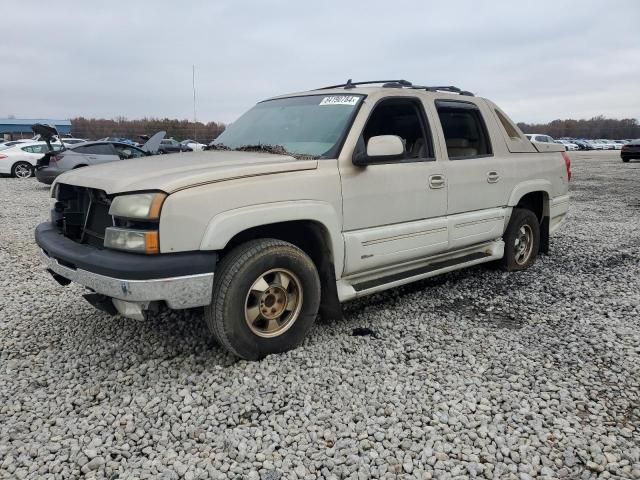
[
  {"xmin": 621, "ymin": 139, "xmax": 640, "ymax": 162},
  {"xmin": 0, "ymin": 139, "xmax": 32, "ymax": 151},
  {"xmin": 158, "ymin": 138, "xmax": 193, "ymax": 154},
  {"xmin": 555, "ymin": 140, "xmax": 579, "ymax": 151},
  {"xmin": 180, "ymin": 139, "xmax": 206, "ymax": 152},
  {"xmin": 570, "ymin": 140, "xmax": 591, "ymax": 150},
  {"xmin": 594, "ymin": 139, "xmax": 616, "ymax": 150},
  {"xmin": 35, "ymin": 131, "xmax": 165, "ymax": 185},
  {"xmin": 525, "ymin": 134, "xmax": 557, "ymax": 144},
  {"xmin": 584, "ymin": 140, "xmax": 605, "ymax": 150},
  {"xmin": 35, "ymin": 80, "xmax": 570, "ymax": 360},
  {"xmin": 0, "ymin": 141, "xmax": 63, "ymax": 178},
  {"xmin": 32, "ymin": 134, "xmax": 87, "ymax": 146}
]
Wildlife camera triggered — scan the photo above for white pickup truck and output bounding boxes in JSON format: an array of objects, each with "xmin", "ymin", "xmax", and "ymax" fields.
[{"xmin": 35, "ymin": 80, "xmax": 571, "ymax": 360}]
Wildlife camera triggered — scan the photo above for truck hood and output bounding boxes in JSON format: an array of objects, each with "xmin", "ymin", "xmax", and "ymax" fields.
[{"xmin": 53, "ymin": 150, "xmax": 318, "ymax": 194}]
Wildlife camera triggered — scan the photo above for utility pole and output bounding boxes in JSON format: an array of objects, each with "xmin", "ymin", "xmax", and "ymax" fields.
[{"xmin": 192, "ymin": 64, "xmax": 197, "ymax": 145}]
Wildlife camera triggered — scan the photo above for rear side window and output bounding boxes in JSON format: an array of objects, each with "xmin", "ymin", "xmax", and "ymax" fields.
[
  {"xmin": 435, "ymin": 100, "xmax": 492, "ymax": 159},
  {"xmin": 22, "ymin": 145, "xmax": 47, "ymax": 154},
  {"xmin": 74, "ymin": 144, "xmax": 115, "ymax": 155}
]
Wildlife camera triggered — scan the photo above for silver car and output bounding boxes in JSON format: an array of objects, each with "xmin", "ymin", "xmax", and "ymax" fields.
[{"xmin": 35, "ymin": 133, "xmax": 164, "ymax": 185}]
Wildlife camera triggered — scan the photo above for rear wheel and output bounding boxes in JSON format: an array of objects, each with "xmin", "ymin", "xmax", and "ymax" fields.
[
  {"xmin": 622, "ymin": 157, "xmax": 630, "ymax": 163},
  {"xmin": 499, "ymin": 208, "xmax": 540, "ymax": 271},
  {"xmin": 12, "ymin": 162, "xmax": 33, "ymax": 178},
  {"xmin": 205, "ymin": 239, "xmax": 321, "ymax": 360}
]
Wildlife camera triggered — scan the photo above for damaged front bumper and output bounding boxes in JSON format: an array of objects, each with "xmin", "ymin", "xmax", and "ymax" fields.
[{"xmin": 35, "ymin": 223, "xmax": 216, "ymax": 319}]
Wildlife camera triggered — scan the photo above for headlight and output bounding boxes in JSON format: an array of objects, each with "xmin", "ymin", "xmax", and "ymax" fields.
[
  {"xmin": 108, "ymin": 192, "xmax": 166, "ymax": 220},
  {"xmin": 104, "ymin": 228, "xmax": 159, "ymax": 254}
]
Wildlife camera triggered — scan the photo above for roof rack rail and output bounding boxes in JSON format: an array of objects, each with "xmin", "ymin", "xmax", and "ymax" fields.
[
  {"xmin": 318, "ymin": 79, "xmax": 413, "ymax": 90},
  {"xmin": 317, "ymin": 79, "xmax": 474, "ymax": 96}
]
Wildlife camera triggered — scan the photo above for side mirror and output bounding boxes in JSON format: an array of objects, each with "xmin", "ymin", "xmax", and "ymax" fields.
[
  {"xmin": 353, "ymin": 135, "xmax": 405, "ymax": 166},
  {"xmin": 367, "ymin": 135, "xmax": 405, "ymax": 157}
]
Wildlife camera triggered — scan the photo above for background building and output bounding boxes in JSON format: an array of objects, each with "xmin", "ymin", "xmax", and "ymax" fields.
[{"xmin": 0, "ymin": 118, "xmax": 71, "ymax": 141}]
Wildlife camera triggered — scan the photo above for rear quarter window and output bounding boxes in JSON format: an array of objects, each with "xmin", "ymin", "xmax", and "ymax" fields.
[{"xmin": 435, "ymin": 100, "xmax": 492, "ymax": 159}]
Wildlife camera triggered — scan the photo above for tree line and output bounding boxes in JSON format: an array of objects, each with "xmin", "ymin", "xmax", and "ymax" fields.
[
  {"xmin": 70, "ymin": 117, "xmax": 226, "ymax": 143},
  {"xmin": 516, "ymin": 116, "xmax": 640, "ymax": 140},
  {"xmin": 68, "ymin": 115, "xmax": 640, "ymax": 143}
]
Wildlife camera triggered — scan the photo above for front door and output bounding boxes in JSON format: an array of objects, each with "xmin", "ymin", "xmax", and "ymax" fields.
[{"xmin": 339, "ymin": 97, "xmax": 448, "ymax": 276}]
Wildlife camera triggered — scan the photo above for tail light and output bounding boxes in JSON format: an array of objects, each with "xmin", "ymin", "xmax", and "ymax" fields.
[
  {"xmin": 0, "ymin": 154, "xmax": 7, "ymax": 160},
  {"xmin": 562, "ymin": 151, "xmax": 572, "ymax": 182}
]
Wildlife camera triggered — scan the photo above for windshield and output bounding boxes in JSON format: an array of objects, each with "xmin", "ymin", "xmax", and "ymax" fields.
[{"xmin": 213, "ymin": 94, "xmax": 364, "ymax": 158}]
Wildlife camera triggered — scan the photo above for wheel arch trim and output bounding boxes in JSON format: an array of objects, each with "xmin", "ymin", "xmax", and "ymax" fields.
[{"xmin": 200, "ymin": 200, "xmax": 344, "ymax": 276}]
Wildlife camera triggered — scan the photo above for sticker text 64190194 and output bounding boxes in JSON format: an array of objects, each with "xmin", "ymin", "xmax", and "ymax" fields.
[{"xmin": 319, "ymin": 96, "xmax": 360, "ymax": 106}]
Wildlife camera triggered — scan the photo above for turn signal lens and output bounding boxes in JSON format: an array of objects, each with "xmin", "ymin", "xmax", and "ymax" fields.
[{"xmin": 144, "ymin": 231, "xmax": 159, "ymax": 254}]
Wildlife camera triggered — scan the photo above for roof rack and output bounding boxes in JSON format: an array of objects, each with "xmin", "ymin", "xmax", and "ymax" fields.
[{"xmin": 318, "ymin": 79, "xmax": 474, "ymax": 96}]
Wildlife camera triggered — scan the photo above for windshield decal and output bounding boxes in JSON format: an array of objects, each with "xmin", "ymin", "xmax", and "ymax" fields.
[{"xmin": 319, "ymin": 95, "xmax": 360, "ymax": 106}]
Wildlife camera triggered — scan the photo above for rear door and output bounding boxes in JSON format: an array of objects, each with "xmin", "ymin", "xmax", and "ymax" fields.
[
  {"xmin": 431, "ymin": 99, "xmax": 510, "ymax": 250},
  {"xmin": 76, "ymin": 143, "xmax": 120, "ymax": 165},
  {"xmin": 339, "ymin": 96, "xmax": 449, "ymax": 275}
]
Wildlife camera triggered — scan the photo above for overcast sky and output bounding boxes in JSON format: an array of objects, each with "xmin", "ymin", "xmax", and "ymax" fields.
[{"xmin": 2, "ymin": 0, "xmax": 639, "ymax": 124}]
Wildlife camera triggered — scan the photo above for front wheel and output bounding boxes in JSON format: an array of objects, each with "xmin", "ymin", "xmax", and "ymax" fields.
[
  {"xmin": 12, "ymin": 162, "xmax": 33, "ymax": 178},
  {"xmin": 205, "ymin": 239, "xmax": 321, "ymax": 360},
  {"xmin": 499, "ymin": 208, "xmax": 540, "ymax": 271}
]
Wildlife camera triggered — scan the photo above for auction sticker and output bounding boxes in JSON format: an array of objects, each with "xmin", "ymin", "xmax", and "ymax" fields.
[{"xmin": 319, "ymin": 96, "xmax": 360, "ymax": 106}]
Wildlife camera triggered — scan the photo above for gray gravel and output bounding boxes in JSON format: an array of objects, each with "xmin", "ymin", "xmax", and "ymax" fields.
[{"xmin": 1, "ymin": 151, "xmax": 639, "ymax": 480}]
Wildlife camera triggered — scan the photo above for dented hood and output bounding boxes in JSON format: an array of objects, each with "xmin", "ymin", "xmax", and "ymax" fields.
[{"xmin": 53, "ymin": 150, "xmax": 318, "ymax": 194}]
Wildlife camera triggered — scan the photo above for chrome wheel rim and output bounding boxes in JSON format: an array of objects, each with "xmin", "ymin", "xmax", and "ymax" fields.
[
  {"xmin": 15, "ymin": 164, "xmax": 32, "ymax": 178},
  {"xmin": 514, "ymin": 225, "xmax": 534, "ymax": 265},
  {"xmin": 244, "ymin": 268, "xmax": 303, "ymax": 338}
]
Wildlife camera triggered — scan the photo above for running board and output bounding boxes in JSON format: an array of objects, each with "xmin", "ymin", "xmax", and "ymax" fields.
[{"xmin": 337, "ymin": 241, "xmax": 504, "ymax": 301}]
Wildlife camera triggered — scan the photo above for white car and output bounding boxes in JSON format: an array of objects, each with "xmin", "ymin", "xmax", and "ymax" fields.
[
  {"xmin": 180, "ymin": 139, "xmax": 206, "ymax": 151},
  {"xmin": 594, "ymin": 139, "xmax": 616, "ymax": 150},
  {"xmin": 0, "ymin": 139, "xmax": 32, "ymax": 151},
  {"xmin": 525, "ymin": 133, "xmax": 557, "ymax": 144},
  {"xmin": 0, "ymin": 141, "xmax": 62, "ymax": 178},
  {"xmin": 555, "ymin": 140, "xmax": 579, "ymax": 151},
  {"xmin": 32, "ymin": 134, "xmax": 87, "ymax": 146}
]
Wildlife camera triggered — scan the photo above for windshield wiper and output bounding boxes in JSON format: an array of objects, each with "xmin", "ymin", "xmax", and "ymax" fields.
[
  {"xmin": 235, "ymin": 144, "xmax": 319, "ymax": 160},
  {"xmin": 206, "ymin": 142, "xmax": 319, "ymax": 160}
]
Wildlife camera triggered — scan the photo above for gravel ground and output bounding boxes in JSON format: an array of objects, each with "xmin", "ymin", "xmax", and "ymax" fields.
[{"xmin": 0, "ymin": 151, "xmax": 639, "ymax": 480}]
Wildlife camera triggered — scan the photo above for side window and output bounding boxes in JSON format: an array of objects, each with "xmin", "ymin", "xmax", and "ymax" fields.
[
  {"xmin": 21, "ymin": 146, "xmax": 34, "ymax": 153},
  {"xmin": 114, "ymin": 144, "xmax": 146, "ymax": 159},
  {"xmin": 435, "ymin": 100, "xmax": 492, "ymax": 159},
  {"xmin": 75, "ymin": 144, "xmax": 116, "ymax": 155},
  {"xmin": 361, "ymin": 98, "xmax": 433, "ymax": 161}
]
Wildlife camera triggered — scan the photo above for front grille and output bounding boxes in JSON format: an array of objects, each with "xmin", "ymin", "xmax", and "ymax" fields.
[{"xmin": 53, "ymin": 184, "xmax": 113, "ymax": 247}]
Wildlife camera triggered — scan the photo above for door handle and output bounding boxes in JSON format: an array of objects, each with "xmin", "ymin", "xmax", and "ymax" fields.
[
  {"xmin": 429, "ymin": 174, "xmax": 446, "ymax": 189},
  {"xmin": 487, "ymin": 171, "xmax": 500, "ymax": 183}
]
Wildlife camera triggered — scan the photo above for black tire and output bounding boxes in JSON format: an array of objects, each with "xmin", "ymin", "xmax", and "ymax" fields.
[
  {"xmin": 499, "ymin": 208, "xmax": 540, "ymax": 272},
  {"xmin": 11, "ymin": 161, "xmax": 33, "ymax": 178},
  {"xmin": 622, "ymin": 158, "xmax": 630, "ymax": 163},
  {"xmin": 205, "ymin": 239, "xmax": 321, "ymax": 360}
]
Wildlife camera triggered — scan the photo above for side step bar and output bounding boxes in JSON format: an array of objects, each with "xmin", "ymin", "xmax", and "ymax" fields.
[
  {"xmin": 353, "ymin": 252, "xmax": 490, "ymax": 291},
  {"xmin": 337, "ymin": 241, "xmax": 504, "ymax": 301}
]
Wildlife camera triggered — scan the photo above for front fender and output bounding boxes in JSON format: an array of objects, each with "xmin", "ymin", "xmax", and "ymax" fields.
[{"xmin": 199, "ymin": 200, "xmax": 345, "ymax": 276}]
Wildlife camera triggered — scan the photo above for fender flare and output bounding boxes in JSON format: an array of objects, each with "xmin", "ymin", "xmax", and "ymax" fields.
[
  {"xmin": 507, "ymin": 180, "xmax": 552, "ymax": 209},
  {"xmin": 199, "ymin": 200, "xmax": 344, "ymax": 276}
]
